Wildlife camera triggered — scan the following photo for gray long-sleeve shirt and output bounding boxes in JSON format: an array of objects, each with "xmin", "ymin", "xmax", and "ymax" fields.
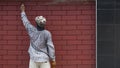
[{"xmin": 21, "ymin": 11, "xmax": 55, "ymax": 62}]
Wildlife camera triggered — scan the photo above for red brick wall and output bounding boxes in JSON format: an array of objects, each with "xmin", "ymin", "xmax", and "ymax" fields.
[{"xmin": 0, "ymin": 1, "xmax": 96, "ymax": 68}]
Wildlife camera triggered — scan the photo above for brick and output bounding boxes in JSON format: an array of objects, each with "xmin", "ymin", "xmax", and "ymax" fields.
[
  {"xmin": 3, "ymin": 65, "xmax": 17, "ymax": 68},
  {"xmin": 78, "ymin": 64, "xmax": 92, "ymax": 68},
  {"xmin": 91, "ymin": 55, "xmax": 96, "ymax": 60},
  {"xmin": 25, "ymin": 7, "xmax": 32, "ymax": 11},
  {"xmin": 57, "ymin": 60, "xmax": 67, "ymax": 65},
  {"xmin": 77, "ymin": 55, "xmax": 91, "ymax": 60},
  {"xmin": 82, "ymin": 60, "xmax": 95, "ymax": 64},
  {"xmin": 62, "ymin": 16, "xmax": 76, "ymax": 20},
  {"xmin": 25, "ymin": 2, "xmax": 37, "ymax": 6},
  {"xmin": 66, "ymin": 30, "xmax": 82, "ymax": 35},
  {"xmin": 0, "ymin": 36, "xmax": 3, "ymax": 40},
  {"xmin": 77, "ymin": 45, "xmax": 92, "ymax": 49},
  {"xmin": 0, "ymin": 2, "xmax": 7, "ymax": 5},
  {"xmin": 0, "ymin": 16, "xmax": 2, "ymax": 20},
  {"xmin": 36, "ymin": 2, "xmax": 49, "ymax": 5},
  {"xmin": 54, "ymin": 40, "xmax": 67, "ymax": 45},
  {"xmin": 52, "ymin": 21, "xmax": 67, "ymax": 25},
  {"xmin": 18, "ymin": 55, "xmax": 29, "ymax": 60},
  {"xmin": 47, "ymin": 16, "xmax": 61, "ymax": 20},
  {"xmin": 46, "ymin": 26, "xmax": 62, "ymax": 30},
  {"xmin": 47, "ymin": 6, "xmax": 62, "ymax": 10},
  {"xmin": 82, "ymin": 40, "xmax": 95, "ymax": 44},
  {"xmin": 3, "ymin": 16, "xmax": 16, "ymax": 20},
  {"xmin": 53, "ymin": 36, "xmax": 62, "ymax": 40},
  {"xmin": 27, "ymin": 11, "xmax": 37, "ymax": 16},
  {"xmin": 91, "ymin": 45, "xmax": 95, "ymax": 50},
  {"xmin": 0, "ymin": 50, "xmax": 7, "ymax": 55},
  {"xmin": 45, "ymin": 21, "xmax": 52, "ymax": 26},
  {"xmin": 3, "ymin": 36, "xmax": 17, "ymax": 40},
  {"xmin": 21, "ymin": 40, "xmax": 29, "ymax": 45},
  {"xmin": 82, "ymin": 20, "xmax": 95, "ymax": 25},
  {"xmin": 62, "ymin": 26, "xmax": 76, "ymax": 30},
  {"xmin": 7, "ymin": 31, "xmax": 22, "ymax": 35},
  {"xmin": 17, "ymin": 65, "xmax": 28, "ymax": 68},
  {"xmin": 7, "ymin": 11, "xmax": 19, "ymax": 15},
  {"xmin": 62, "ymin": 36, "xmax": 76, "ymax": 40},
  {"xmin": 67, "ymin": 40, "xmax": 82, "ymax": 45},
  {"xmin": 82, "ymin": 10, "xmax": 95, "ymax": 15},
  {"xmin": 62, "ymin": 45, "xmax": 77, "ymax": 50},
  {"xmin": 37, "ymin": 11, "xmax": 52, "ymax": 15},
  {"xmin": 52, "ymin": 11, "xmax": 66, "ymax": 15},
  {"xmin": 77, "ymin": 25, "xmax": 92, "ymax": 30},
  {"xmin": 7, "ymin": 2, "xmax": 20, "ymax": 5},
  {"xmin": 7, "ymin": 40, "xmax": 22, "ymax": 45},
  {"xmin": 31, "ymin": 6, "xmax": 47, "ymax": 11},
  {"xmin": 82, "ymin": 30, "xmax": 94, "ymax": 35},
  {"xmin": 22, "ymin": 60, "xmax": 29, "ymax": 64},
  {"xmin": 0, "ymin": 41, "xmax": 7, "ymax": 45},
  {"xmin": 17, "ymin": 26, "xmax": 26, "ymax": 30},
  {"xmin": 67, "ymin": 21, "xmax": 82, "ymax": 25},
  {"xmin": 0, "ymin": 65, "xmax": 3, "ymax": 68},
  {"xmin": 62, "ymin": 6, "xmax": 77, "ymax": 10},
  {"xmin": 82, "ymin": 49, "xmax": 95, "ymax": 55},
  {"xmin": 17, "ymin": 46, "xmax": 28, "ymax": 50},
  {"xmin": 67, "ymin": 50, "xmax": 82, "ymax": 55},
  {"xmin": 17, "ymin": 36, "xmax": 29, "ymax": 40},
  {"xmin": 3, "ymin": 45, "xmax": 17, "ymax": 50},
  {"xmin": 56, "ymin": 51, "xmax": 67, "ymax": 55},
  {"xmin": 0, "ymin": 26, "xmax": 2, "ymax": 30},
  {"xmin": 3, "ymin": 6, "xmax": 17, "ymax": 10},
  {"xmin": 22, "ymin": 51, "xmax": 29, "ymax": 55},
  {"xmin": 77, "ymin": 5, "xmax": 91, "ymax": 10},
  {"xmin": 77, "ymin": 35, "xmax": 91, "ymax": 40},
  {"xmin": 0, "ymin": 11, "xmax": 7, "ymax": 15},
  {"xmin": 0, "ymin": 6, "xmax": 2, "ymax": 10},
  {"xmin": 7, "ymin": 21, "xmax": 21, "ymax": 25},
  {"xmin": 67, "ymin": 11, "xmax": 82, "ymax": 15},
  {"xmin": 52, "ymin": 31, "xmax": 66, "ymax": 35},
  {"xmin": 22, "ymin": 31, "xmax": 28, "ymax": 36},
  {"xmin": 64, "ymin": 65, "xmax": 77, "ymax": 68},
  {"xmin": 63, "ymin": 55, "xmax": 77, "ymax": 60},
  {"xmin": 0, "ymin": 61, "xmax": 7, "ymax": 64},
  {"xmin": 77, "ymin": 15, "xmax": 91, "ymax": 20},
  {"xmin": 91, "ymin": 15, "xmax": 95, "ymax": 20},
  {"xmin": 8, "ymin": 51, "xmax": 22, "ymax": 55},
  {"xmin": 91, "ymin": 4, "xmax": 95, "ymax": 9},
  {"xmin": 91, "ymin": 24, "xmax": 96, "ymax": 30},
  {"xmin": 7, "ymin": 61, "xmax": 21, "ymax": 64},
  {"xmin": 3, "ymin": 55, "xmax": 17, "ymax": 60},
  {"xmin": 55, "ymin": 46, "xmax": 62, "ymax": 50},
  {"xmin": 3, "ymin": 26, "xmax": 17, "ymax": 30},
  {"xmin": 67, "ymin": 60, "xmax": 82, "ymax": 64}
]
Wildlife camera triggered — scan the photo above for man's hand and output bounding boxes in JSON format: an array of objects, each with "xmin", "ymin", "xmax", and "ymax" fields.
[
  {"xmin": 51, "ymin": 61, "xmax": 56, "ymax": 68},
  {"xmin": 20, "ymin": 3, "xmax": 25, "ymax": 12}
]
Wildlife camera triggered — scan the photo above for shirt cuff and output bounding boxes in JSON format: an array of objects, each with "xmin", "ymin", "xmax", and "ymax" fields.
[{"xmin": 52, "ymin": 59, "xmax": 56, "ymax": 61}]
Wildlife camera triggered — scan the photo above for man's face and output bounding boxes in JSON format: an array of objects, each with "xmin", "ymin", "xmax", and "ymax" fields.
[
  {"xmin": 36, "ymin": 22, "xmax": 46, "ymax": 27},
  {"xmin": 39, "ymin": 23, "xmax": 45, "ymax": 27}
]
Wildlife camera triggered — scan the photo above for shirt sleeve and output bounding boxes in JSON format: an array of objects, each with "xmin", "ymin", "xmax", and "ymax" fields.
[
  {"xmin": 21, "ymin": 11, "xmax": 37, "ymax": 37},
  {"xmin": 46, "ymin": 31, "xmax": 56, "ymax": 61}
]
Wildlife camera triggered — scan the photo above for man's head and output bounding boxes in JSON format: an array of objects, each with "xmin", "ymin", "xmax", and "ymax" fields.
[{"xmin": 35, "ymin": 16, "xmax": 46, "ymax": 27}]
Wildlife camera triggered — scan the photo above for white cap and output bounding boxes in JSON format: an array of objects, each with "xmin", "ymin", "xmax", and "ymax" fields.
[{"xmin": 35, "ymin": 16, "xmax": 46, "ymax": 26}]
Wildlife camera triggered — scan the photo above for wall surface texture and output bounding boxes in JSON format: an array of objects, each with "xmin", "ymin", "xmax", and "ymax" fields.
[{"xmin": 0, "ymin": 0, "xmax": 95, "ymax": 68}]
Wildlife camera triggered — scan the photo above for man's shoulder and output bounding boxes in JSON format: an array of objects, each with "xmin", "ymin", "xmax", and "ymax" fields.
[{"xmin": 44, "ymin": 30, "xmax": 51, "ymax": 34}]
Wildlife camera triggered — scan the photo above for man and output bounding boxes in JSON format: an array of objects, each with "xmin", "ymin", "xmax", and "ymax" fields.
[{"xmin": 20, "ymin": 3, "xmax": 56, "ymax": 68}]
